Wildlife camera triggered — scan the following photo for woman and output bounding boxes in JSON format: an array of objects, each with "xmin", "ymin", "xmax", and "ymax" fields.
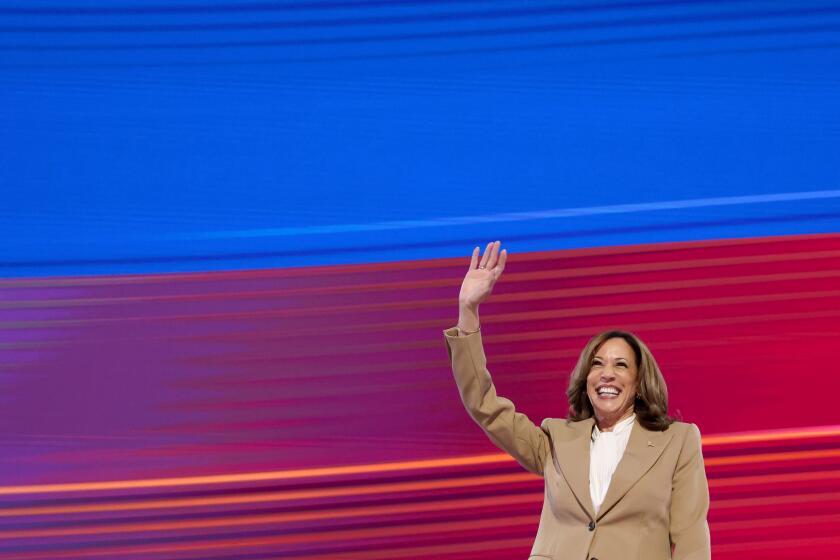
[{"xmin": 443, "ymin": 241, "xmax": 710, "ymax": 560}]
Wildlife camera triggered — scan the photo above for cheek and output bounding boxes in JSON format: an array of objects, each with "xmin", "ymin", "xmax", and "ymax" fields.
[{"xmin": 621, "ymin": 371, "xmax": 638, "ymax": 390}]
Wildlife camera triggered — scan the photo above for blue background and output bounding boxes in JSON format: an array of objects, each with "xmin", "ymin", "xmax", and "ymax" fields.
[{"xmin": 2, "ymin": 0, "xmax": 839, "ymax": 276}]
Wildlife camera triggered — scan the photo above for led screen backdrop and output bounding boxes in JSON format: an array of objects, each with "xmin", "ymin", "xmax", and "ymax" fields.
[{"xmin": 2, "ymin": 0, "xmax": 840, "ymax": 558}]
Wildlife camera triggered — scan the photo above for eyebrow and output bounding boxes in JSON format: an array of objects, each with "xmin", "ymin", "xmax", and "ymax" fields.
[{"xmin": 593, "ymin": 356, "xmax": 629, "ymax": 361}]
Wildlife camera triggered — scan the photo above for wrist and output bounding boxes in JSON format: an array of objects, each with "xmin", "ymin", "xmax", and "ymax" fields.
[
  {"xmin": 457, "ymin": 307, "xmax": 480, "ymax": 336},
  {"xmin": 456, "ymin": 324, "xmax": 481, "ymax": 336}
]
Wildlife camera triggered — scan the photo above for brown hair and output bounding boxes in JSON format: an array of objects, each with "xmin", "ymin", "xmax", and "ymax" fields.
[{"xmin": 566, "ymin": 330, "xmax": 674, "ymax": 431}]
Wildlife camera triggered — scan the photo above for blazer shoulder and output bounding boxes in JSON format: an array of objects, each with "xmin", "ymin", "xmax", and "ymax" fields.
[
  {"xmin": 666, "ymin": 420, "xmax": 702, "ymax": 445},
  {"xmin": 668, "ymin": 420, "xmax": 694, "ymax": 431}
]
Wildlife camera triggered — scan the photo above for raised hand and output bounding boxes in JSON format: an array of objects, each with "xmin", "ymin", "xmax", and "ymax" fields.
[{"xmin": 459, "ymin": 240, "xmax": 507, "ymax": 310}]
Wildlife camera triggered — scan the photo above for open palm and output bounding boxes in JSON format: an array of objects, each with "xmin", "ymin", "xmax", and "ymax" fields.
[{"xmin": 459, "ymin": 240, "xmax": 508, "ymax": 309}]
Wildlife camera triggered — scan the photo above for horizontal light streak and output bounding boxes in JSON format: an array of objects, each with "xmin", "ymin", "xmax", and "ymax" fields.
[
  {"xmin": 264, "ymin": 537, "xmax": 534, "ymax": 560},
  {"xmin": 711, "ymin": 491, "xmax": 840, "ymax": 509},
  {"xmin": 176, "ymin": 304, "xmax": 840, "ymax": 349},
  {"xmin": 4, "ymin": 470, "xmax": 840, "ymax": 540},
  {"xmin": 0, "ymin": 435, "xmax": 834, "ymax": 519},
  {"xmin": 713, "ymin": 534, "xmax": 840, "ymax": 553},
  {"xmin": 2, "ymin": 241, "xmax": 838, "ymax": 313},
  {"xmin": 1, "ymin": 232, "xmax": 834, "ymax": 288},
  {"xmin": 4, "ymin": 509, "xmax": 839, "ymax": 557},
  {"xmin": 0, "ymin": 493, "xmax": 539, "ymax": 539},
  {"xmin": 0, "ymin": 473, "xmax": 537, "ymax": 516},
  {"xmin": 3, "ymin": 452, "xmax": 837, "ymax": 518},
  {"xmin": 0, "ymin": 454, "xmax": 527, "ymax": 495},
  {"xmin": 709, "ymin": 468, "xmax": 840, "ymax": 488},
  {"xmin": 3, "ymin": 422, "xmax": 837, "ymax": 496},
  {"xmin": 712, "ymin": 512, "xmax": 840, "ymax": 531},
  {"xmin": 164, "ymin": 190, "xmax": 840, "ymax": 240},
  {"xmin": 704, "ymin": 448, "xmax": 840, "ymax": 467},
  {"xmin": 9, "ymin": 515, "xmax": 840, "ymax": 560},
  {"xmin": 482, "ymin": 288, "xmax": 840, "ymax": 324},
  {"xmin": 703, "ymin": 424, "xmax": 840, "ymax": 445},
  {"xmin": 3, "ymin": 285, "xmax": 839, "ymax": 335},
  {"xmin": 479, "ymin": 308, "xmax": 840, "ymax": 357},
  {"xmin": 3, "ymin": 423, "xmax": 838, "ymax": 496},
  {"xmin": 4, "ymin": 266, "xmax": 840, "ymax": 314},
  {"xmin": 0, "ymin": 513, "xmax": 540, "ymax": 559}
]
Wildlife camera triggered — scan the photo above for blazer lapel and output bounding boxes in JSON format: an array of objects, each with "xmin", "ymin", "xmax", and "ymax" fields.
[
  {"xmin": 551, "ymin": 417, "xmax": 596, "ymax": 520},
  {"xmin": 595, "ymin": 418, "xmax": 674, "ymax": 520}
]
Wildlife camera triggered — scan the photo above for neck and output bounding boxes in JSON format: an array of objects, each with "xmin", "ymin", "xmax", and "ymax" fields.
[{"xmin": 595, "ymin": 408, "xmax": 635, "ymax": 432}]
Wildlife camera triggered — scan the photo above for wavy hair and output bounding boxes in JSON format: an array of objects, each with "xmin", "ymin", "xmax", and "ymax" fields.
[{"xmin": 566, "ymin": 330, "xmax": 674, "ymax": 431}]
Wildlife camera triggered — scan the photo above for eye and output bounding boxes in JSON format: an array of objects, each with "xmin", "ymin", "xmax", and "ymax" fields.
[{"xmin": 617, "ymin": 362, "xmax": 627, "ymax": 368}]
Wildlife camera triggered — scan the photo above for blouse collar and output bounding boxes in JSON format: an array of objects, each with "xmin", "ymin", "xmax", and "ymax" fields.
[{"xmin": 592, "ymin": 413, "xmax": 636, "ymax": 440}]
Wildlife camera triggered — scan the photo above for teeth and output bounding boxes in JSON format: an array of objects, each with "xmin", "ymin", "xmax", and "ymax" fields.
[{"xmin": 598, "ymin": 388, "xmax": 619, "ymax": 395}]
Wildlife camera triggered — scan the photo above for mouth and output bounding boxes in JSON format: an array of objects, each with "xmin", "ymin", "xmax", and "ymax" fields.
[{"xmin": 595, "ymin": 386, "xmax": 621, "ymax": 400}]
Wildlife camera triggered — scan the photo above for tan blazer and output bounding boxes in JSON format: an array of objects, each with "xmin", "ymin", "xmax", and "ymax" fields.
[{"xmin": 444, "ymin": 327, "xmax": 711, "ymax": 560}]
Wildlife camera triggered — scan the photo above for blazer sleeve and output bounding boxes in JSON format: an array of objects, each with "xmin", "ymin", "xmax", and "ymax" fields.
[
  {"xmin": 443, "ymin": 326, "xmax": 551, "ymax": 477},
  {"xmin": 670, "ymin": 423, "xmax": 711, "ymax": 560}
]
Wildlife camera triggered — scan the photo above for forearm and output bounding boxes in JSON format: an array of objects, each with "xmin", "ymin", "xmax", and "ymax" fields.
[{"xmin": 443, "ymin": 326, "xmax": 549, "ymax": 476}]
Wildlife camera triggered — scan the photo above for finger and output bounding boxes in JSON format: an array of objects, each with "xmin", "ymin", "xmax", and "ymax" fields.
[
  {"xmin": 494, "ymin": 249, "xmax": 507, "ymax": 279},
  {"xmin": 469, "ymin": 246, "xmax": 479, "ymax": 269},
  {"xmin": 486, "ymin": 240, "xmax": 501, "ymax": 269},
  {"xmin": 479, "ymin": 241, "xmax": 493, "ymax": 268}
]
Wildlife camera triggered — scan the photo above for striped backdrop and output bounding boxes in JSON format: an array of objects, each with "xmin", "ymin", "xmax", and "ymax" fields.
[{"xmin": 2, "ymin": 233, "xmax": 839, "ymax": 558}]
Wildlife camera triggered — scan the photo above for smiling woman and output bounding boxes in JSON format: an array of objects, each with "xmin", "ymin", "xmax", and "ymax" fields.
[
  {"xmin": 567, "ymin": 330, "xmax": 674, "ymax": 432},
  {"xmin": 443, "ymin": 241, "xmax": 710, "ymax": 560}
]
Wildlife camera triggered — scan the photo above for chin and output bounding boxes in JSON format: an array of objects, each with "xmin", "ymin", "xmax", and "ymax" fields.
[
  {"xmin": 591, "ymin": 402, "xmax": 633, "ymax": 421},
  {"xmin": 596, "ymin": 406, "xmax": 623, "ymax": 417}
]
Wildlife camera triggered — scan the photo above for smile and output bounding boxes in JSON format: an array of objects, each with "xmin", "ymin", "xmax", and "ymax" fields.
[{"xmin": 596, "ymin": 386, "xmax": 621, "ymax": 399}]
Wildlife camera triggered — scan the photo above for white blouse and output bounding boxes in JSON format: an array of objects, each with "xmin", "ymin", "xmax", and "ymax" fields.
[{"xmin": 589, "ymin": 413, "xmax": 636, "ymax": 515}]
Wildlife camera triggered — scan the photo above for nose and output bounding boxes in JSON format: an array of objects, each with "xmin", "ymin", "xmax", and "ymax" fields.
[{"xmin": 600, "ymin": 366, "xmax": 617, "ymax": 380}]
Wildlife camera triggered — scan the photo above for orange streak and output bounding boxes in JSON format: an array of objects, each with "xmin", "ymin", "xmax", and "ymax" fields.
[
  {"xmin": 711, "ymin": 512, "xmax": 840, "ymax": 531},
  {"xmin": 703, "ymin": 425, "xmax": 840, "ymax": 445},
  {"xmin": 709, "ymin": 468, "xmax": 840, "ymax": 487},
  {"xmin": 0, "ymin": 454, "xmax": 517, "ymax": 495},
  {"xmin": 712, "ymin": 491, "xmax": 840, "ymax": 509},
  {"xmin": 0, "ymin": 486, "xmax": 840, "ymax": 539},
  {"xmin": 1, "ymin": 425, "xmax": 837, "ymax": 498},
  {"xmin": 9, "ymin": 490, "xmax": 840, "ymax": 560},
  {"xmin": 2, "ymin": 448, "xmax": 835, "ymax": 517},
  {"xmin": 0, "ymin": 493, "xmax": 540, "ymax": 540},
  {"xmin": 0, "ymin": 472, "xmax": 537, "ymax": 516},
  {"xmin": 704, "ymin": 448, "xmax": 840, "ymax": 466}
]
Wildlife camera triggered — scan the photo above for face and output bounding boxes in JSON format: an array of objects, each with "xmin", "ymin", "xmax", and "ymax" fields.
[{"xmin": 586, "ymin": 337, "xmax": 639, "ymax": 426}]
